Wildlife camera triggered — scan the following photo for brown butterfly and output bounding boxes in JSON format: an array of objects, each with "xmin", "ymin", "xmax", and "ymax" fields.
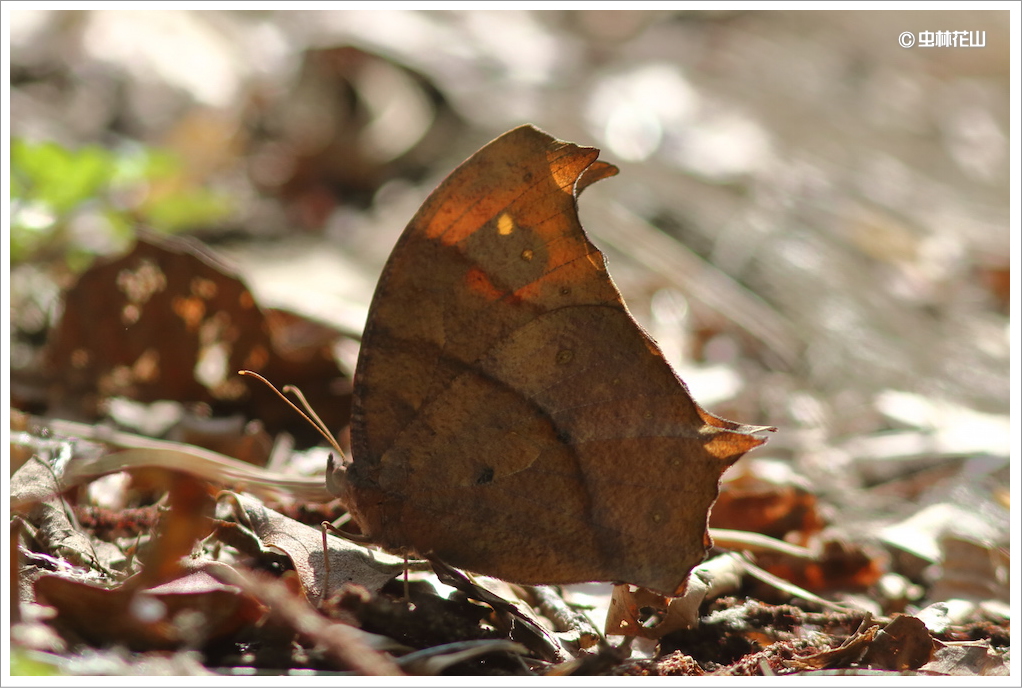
[{"xmin": 329, "ymin": 125, "xmax": 772, "ymax": 596}]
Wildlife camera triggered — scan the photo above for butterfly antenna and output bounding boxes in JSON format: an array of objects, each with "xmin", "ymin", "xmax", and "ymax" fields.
[{"xmin": 238, "ymin": 370, "xmax": 345, "ymax": 456}]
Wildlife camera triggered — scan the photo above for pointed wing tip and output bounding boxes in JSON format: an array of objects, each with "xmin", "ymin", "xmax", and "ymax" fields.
[
  {"xmin": 578, "ymin": 160, "xmax": 619, "ymax": 194},
  {"xmin": 739, "ymin": 424, "xmax": 778, "ymax": 450},
  {"xmin": 703, "ymin": 422, "xmax": 777, "ymax": 464},
  {"xmin": 506, "ymin": 125, "xmax": 617, "ymax": 190}
]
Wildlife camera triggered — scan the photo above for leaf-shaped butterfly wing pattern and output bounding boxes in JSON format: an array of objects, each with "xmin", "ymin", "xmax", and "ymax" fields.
[{"xmin": 335, "ymin": 125, "xmax": 772, "ymax": 595}]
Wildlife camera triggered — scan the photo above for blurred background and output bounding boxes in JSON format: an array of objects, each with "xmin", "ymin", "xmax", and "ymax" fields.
[{"xmin": 8, "ymin": 9, "xmax": 1013, "ymax": 538}]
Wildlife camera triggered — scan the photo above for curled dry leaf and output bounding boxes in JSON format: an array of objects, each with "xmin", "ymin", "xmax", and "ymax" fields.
[
  {"xmin": 12, "ymin": 456, "xmax": 108, "ymax": 572},
  {"xmin": 216, "ymin": 492, "xmax": 405, "ymax": 601},
  {"xmin": 784, "ymin": 614, "xmax": 937, "ymax": 674},
  {"xmin": 605, "ymin": 552, "xmax": 747, "ymax": 639},
  {"xmin": 429, "ymin": 558, "xmax": 569, "ymax": 664},
  {"xmin": 859, "ymin": 614, "xmax": 935, "ymax": 672},
  {"xmin": 330, "ymin": 124, "xmax": 774, "ymax": 596},
  {"xmin": 919, "ymin": 639, "xmax": 1009, "ymax": 676}
]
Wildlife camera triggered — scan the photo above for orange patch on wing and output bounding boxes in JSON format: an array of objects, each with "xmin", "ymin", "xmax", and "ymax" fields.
[{"xmin": 465, "ymin": 267, "xmax": 505, "ymax": 301}]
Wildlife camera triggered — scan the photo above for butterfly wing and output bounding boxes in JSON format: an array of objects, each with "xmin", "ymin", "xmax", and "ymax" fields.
[{"xmin": 340, "ymin": 125, "xmax": 770, "ymax": 595}]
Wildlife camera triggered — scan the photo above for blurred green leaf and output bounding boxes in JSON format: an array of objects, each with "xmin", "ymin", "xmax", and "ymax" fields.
[
  {"xmin": 9, "ymin": 137, "xmax": 233, "ymax": 269},
  {"xmin": 11, "ymin": 139, "xmax": 116, "ymax": 214}
]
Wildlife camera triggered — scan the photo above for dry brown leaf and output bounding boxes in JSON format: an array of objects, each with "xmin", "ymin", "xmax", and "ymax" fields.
[
  {"xmin": 45, "ymin": 232, "xmax": 351, "ymax": 442},
  {"xmin": 711, "ymin": 461, "xmax": 826, "ymax": 542},
  {"xmin": 752, "ymin": 538, "xmax": 886, "ymax": 596},
  {"xmin": 429, "ymin": 558, "xmax": 569, "ymax": 664},
  {"xmin": 605, "ymin": 553, "xmax": 747, "ymax": 638},
  {"xmin": 859, "ymin": 614, "xmax": 934, "ymax": 671},
  {"xmin": 927, "ymin": 535, "xmax": 1010, "ymax": 604},
  {"xmin": 217, "ymin": 492, "xmax": 404, "ymax": 601},
  {"xmin": 34, "ymin": 567, "xmax": 263, "ymax": 650},
  {"xmin": 918, "ymin": 639, "xmax": 1009, "ymax": 676},
  {"xmin": 12, "ymin": 455, "xmax": 116, "ymax": 574}
]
